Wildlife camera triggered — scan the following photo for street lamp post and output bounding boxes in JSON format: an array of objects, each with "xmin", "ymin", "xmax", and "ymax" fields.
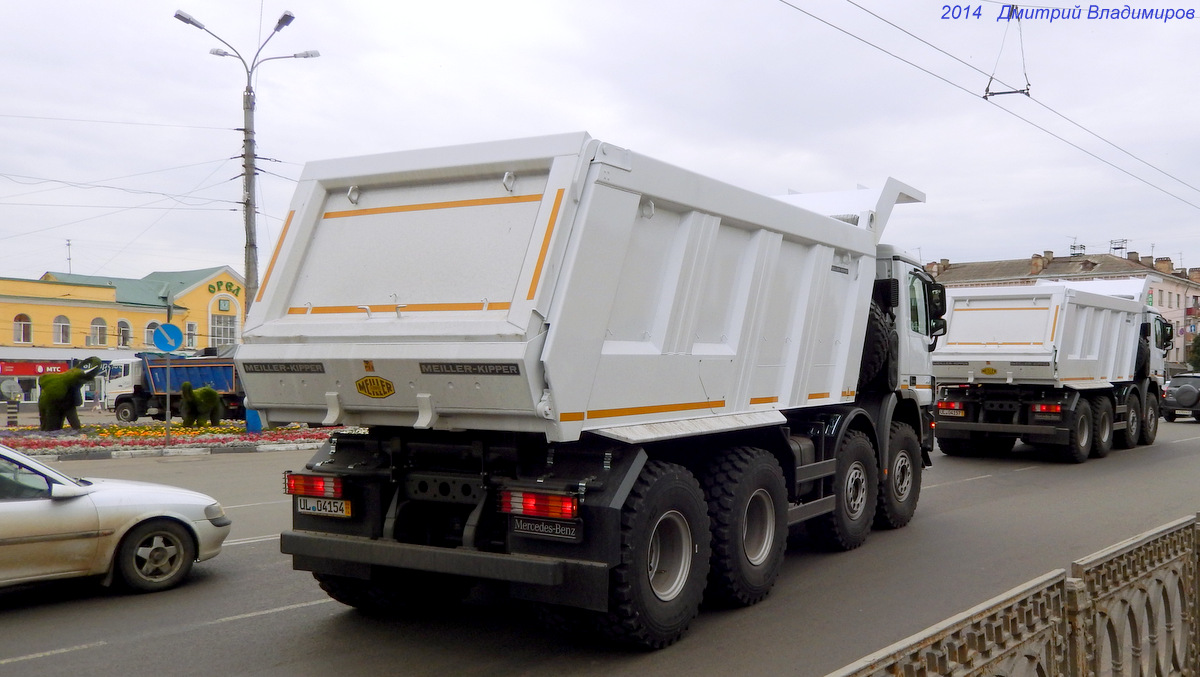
[{"xmin": 173, "ymin": 9, "xmax": 319, "ymax": 313}]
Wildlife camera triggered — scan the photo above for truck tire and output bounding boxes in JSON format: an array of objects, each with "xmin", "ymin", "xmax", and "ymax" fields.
[
  {"xmin": 701, "ymin": 447, "xmax": 787, "ymax": 608},
  {"xmin": 314, "ymin": 571, "xmax": 468, "ymax": 615},
  {"xmin": 115, "ymin": 401, "xmax": 138, "ymax": 423},
  {"xmin": 810, "ymin": 430, "xmax": 877, "ymax": 551},
  {"xmin": 1140, "ymin": 394, "xmax": 1159, "ymax": 445},
  {"xmin": 596, "ymin": 460, "xmax": 710, "ymax": 649},
  {"xmin": 1062, "ymin": 399, "xmax": 1092, "ymax": 464},
  {"xmin": 857, "ymin": 301, "xmax": 890, "ymax": 392},
  {"xmin": 875, "ymin": 422, "xmax": 921, "ymax": 530},
  {"xmin": 1089, "ymin": 396, "xmax": 1113, "ymax": 459},
  {"xmin": 1115, "ymin": 393, "xmax": 1141, "ymax": 450},
  {"xmin": 937, "ymin": 437, "xmax": 974, "ymax": 457}
]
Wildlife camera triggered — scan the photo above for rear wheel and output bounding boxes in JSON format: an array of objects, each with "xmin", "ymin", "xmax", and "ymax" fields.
[
  {"xmin": 315, "ymin": 570, "xmax": 470, "ymax": 615},
  {"xmin": 595, "ymin": 460, "xmax": 710, "ymax": 649},
  {"xmin": 702, "ymin": 448, "xmax": 787, "ymax": 607},
  {"xmin": 1062, "ymin": 400, "xmax": 1092, "ymax": 463},
  {"xmin": 875, "ymin": 423, "xmax": 922, "ymax": 530},
  {"xmin": 1115, "ymin": 394, "xmax": 1141, "ymax": 450},
  {"xmin": 937, "ymin": 437, "xmax": 974, "ymax": 457},
  {"xmin": 1089, "ymin": 396, "xmax": 1113, "ymax": 458},
  {"xmin": 1140, "ymin": 394, "xmax": 1159, "ymax": 445},
  {"xmin": 811, "ymin": 430, "xmax": 877, "ymax": 551},
  {"xmin": 1163, "ymin": 410, "xmax": 1177, "ymax": 422}
]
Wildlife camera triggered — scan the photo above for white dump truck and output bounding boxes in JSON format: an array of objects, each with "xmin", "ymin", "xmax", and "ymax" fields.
[
  {"xmin": 235, "ymin": 132, "xmax": 947, "ymax": 648},
  {"xmin": 932, "ymin": 280, "xmax": 1172, "ymax": 462}
]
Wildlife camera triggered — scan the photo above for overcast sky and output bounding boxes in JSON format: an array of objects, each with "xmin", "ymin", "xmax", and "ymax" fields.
[{"xmin": 2, "ymin": 1, "xmax": 1198, "ymax": 284}]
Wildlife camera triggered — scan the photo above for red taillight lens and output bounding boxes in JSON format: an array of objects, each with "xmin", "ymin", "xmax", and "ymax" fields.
[
  {"xmin": 938, "ymin": 401, "xmax": 964, "ymax": 410},
  {"xmin": 499, "ymin": 490, "xmax": 578, "ymax": 520},
  {"xmin": 1031, "ymin": 404, "xmax": 1062, "ymax": 413},
  {"xmin": 285, "ymin": 473, "xmax": 343, "ymax": 498}
]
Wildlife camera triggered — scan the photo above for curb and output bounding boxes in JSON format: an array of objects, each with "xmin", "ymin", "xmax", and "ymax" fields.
[{"xmin": 26, "ymin": 441, "xmax": 325, "ymax": 462}]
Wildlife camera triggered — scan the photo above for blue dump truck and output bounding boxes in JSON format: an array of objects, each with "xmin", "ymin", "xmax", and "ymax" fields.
[{"xmin": 104, "ymin": 354, "xmax": 243, "ymax": 422}]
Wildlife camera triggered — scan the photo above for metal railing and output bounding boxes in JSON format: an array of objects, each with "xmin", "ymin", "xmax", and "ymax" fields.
[{"xmin": 830, "ymin": 514, "xmax": 1198, "ymax": 676}]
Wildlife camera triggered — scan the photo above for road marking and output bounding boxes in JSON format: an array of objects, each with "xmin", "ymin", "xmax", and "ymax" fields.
[
  {"xmin": 224, "ymin": 534, "xmax": 280, "ymax": 546},
  {"xmin": 199, "ymin": 599, "xmax": 334, "ymax": 626},
  {"xmin": 1013, "ymin": 466, "xmax": 1039, "ymax": 472},
  {"xmin": 0, "ymin": 642, "xmax": 108, "ymax": 666},
  {"xmin": 925, "ymin": 474, "xmax": 992, "ymax": 489},
  {"xmin": 1168, "ymin": 436, "xmax": 1200, "ymax": 444},
  {"xmin": 224, "ymin": 500, "xmax": 290, "ymax": 509}
]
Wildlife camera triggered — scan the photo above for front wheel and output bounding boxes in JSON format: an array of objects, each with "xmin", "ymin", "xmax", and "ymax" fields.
[
  {"xmin": 116, "ymin": 520, "xmax": 196, "ymax": 592},
  {"xmin": 1140, "ymin": 394, "xmax": 1159, "ymax": 445},
  {"xmin": 875, "ymin": 422, "xmax": 922, "ymax": 530},
  {"xmin": 596, "ymin": 460, "xmax": 710, "ymax": 649},
  {"xmin": 811, "ymin": 430, "xmax": 878, "ymax": 551},
  {"xmin": 114, "ymin": 401, "xmax": 137, "ymax": 423},
  {"xmin": 702, "ymin": 447, "xmax": 787, "ymax": 607}
]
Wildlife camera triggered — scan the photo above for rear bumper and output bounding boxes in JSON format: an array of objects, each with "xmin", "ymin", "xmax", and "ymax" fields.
[
  {"xmin": 936, "ymin": 420, "xmax": 1069, "ymax": 444},
  {"xmin": 281, "ymin": 530, "xmax": 611, "ymax": 610}
]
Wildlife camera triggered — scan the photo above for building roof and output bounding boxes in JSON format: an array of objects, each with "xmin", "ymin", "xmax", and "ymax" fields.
[
  {"xmin": 40, "ymin": 266, "xmax": 240, "ymax": 309},
  {"xmin": 929, "ymin": 252, "xmax": 1200, "ymax": 292}
]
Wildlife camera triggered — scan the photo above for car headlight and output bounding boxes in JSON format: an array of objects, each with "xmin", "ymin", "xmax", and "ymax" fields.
[{"xmin": 205, "ymin": 502, "xmax": 231, "ymax": 527}]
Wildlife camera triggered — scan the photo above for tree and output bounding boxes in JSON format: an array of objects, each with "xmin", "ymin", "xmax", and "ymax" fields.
[{"xmin": 1190, "ymin": 334, "xmax": 1200, "ymax": 372}]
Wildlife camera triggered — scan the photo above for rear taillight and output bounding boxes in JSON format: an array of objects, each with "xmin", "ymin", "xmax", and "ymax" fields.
[
  {"xmin": 285, "ymin": 473, "xmax": 343, "ymax": 498},
  {"xmin": 937, "ymin": 401, "xmax": 964, "ymax": 411},
  {"xmin": 1031, "ymin": 404, "xmax": 1062, "ymax": 413},
  {"xmin": 500, "ymin": 490, "xmax": 578, "ymax": 520}
]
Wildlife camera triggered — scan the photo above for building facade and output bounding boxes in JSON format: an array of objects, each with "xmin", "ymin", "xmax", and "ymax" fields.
[
  {"xmin": 1, "ymin": 266, "xmax": 245, "ymax": 403},
  {"xmin": 927, "ymin": 250, "xmax": 1200, "ymax": 374}
]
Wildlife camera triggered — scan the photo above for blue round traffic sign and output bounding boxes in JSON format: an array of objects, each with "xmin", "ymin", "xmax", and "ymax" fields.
[{"xmin": 153, "ymin": 323, "xmax": 184, "ymax": 352}]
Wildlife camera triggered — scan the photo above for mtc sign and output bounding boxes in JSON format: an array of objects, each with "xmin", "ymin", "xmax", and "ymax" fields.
[{"xmin": 0, "ymin": 362, "xmax": 70, "ymax": 376}]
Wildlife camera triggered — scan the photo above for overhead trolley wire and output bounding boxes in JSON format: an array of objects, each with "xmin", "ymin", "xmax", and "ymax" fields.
[{"xmin": 773, "ymin": 0, "xmax": 1200, "ymax": 211}]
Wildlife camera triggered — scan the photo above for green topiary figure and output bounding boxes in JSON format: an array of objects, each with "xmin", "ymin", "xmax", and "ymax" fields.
[
  {"xmin": 38, "ymin": 356, "xmax": 103, "ymax": 431},
  {"xmin": 180, "ymin": 381, "xmax": 223, "ymax": 427}
]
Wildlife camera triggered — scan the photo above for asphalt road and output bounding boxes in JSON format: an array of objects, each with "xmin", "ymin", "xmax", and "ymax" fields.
[{"xmin": 4, "ymin": 420, "xmax": 1200, "ymax": 677}]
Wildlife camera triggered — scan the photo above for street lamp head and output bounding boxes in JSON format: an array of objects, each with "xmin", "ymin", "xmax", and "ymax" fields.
[
  {"xmin": 209, "ymin": 48, "xmax": 233, "ymax": 57},
  {"xmin": 293, "ymin": 50, "xmax": 320, "ymax": 58},
  {"xmin": 273, "ymin": 11, "xmax": 295, "ymax": 32},
  {"xmin": 174, "ymin": 10, "xmax": 205, "ymax": 30}
]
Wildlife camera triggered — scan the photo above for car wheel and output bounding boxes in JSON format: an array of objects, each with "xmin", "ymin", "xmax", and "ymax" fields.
[
  {"xmin": 1163, "ymin": 410, "xmax": 1177, "ymax": 423},
  {"xmin": 117, "ymin": 520, "xmax": 196, "ymax": 592}
]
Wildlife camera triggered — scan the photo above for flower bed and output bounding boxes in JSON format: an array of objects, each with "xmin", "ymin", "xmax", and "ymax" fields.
[{"xmin": 0, "ymin": 422, "xmax": 341, "ymax": 455}]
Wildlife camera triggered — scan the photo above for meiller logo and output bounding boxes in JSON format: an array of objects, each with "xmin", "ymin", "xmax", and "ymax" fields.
[
  {"xmin": 511, "ymin": 516, "xmax": 580, "ymax": 541},
  {"xmin": 355, "ymin": 376, "xmax": 395, "ymax": 399}
]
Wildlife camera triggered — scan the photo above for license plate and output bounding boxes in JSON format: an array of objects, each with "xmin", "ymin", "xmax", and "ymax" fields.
[
  {"xmin": 297, "ymin": 497, "xmax": 351, "ymax": 518},
  {"xmin": 941, "ymin": 410, "xmax": 965, "ymax": 417}
]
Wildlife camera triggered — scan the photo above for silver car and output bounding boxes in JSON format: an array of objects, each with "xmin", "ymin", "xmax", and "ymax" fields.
[{"xmin": 0, "ymin": 443, "xmax": 230, "ymax": 592}]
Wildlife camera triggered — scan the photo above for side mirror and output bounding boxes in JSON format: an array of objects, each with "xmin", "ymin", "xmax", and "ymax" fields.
[
  {"xmin": 928, "ymin": 318, "xmax": 947, "ymax": 352},
  {"xmin": 50, "ymin": 482, "xmax": 89, "ymax": 499},
  {"xmin": 928, "ymin": 284, "xmax": 947, "ymax": 319}
]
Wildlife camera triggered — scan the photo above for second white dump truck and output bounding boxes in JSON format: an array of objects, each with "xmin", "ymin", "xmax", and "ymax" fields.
[
  {"xmin": 932, "ymin": 280, "xmax": 1172, "ymax": 462},
  {"xmin": 235, "ymin": 133, "xmax": 946, "ymax": 648}
]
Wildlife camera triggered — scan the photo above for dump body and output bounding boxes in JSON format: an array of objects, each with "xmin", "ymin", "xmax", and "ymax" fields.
[
  {"xmin": 104, "ymin": 355, "xmax": 243, "ymax": 422},
  {"xmin": 932, "ymin": 284, "xmax": 1145, "ymax": 388},
  {"xmin": 243, "ymin": 133, "xmax": 946, "ymax": 649},
  {"xmin": 240, "ymin": 132, "xmax": 910, "ymax": 441},
  {"xmin": 933, "ymin": 282, "xmax": 1170, "ymax": 460}
]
